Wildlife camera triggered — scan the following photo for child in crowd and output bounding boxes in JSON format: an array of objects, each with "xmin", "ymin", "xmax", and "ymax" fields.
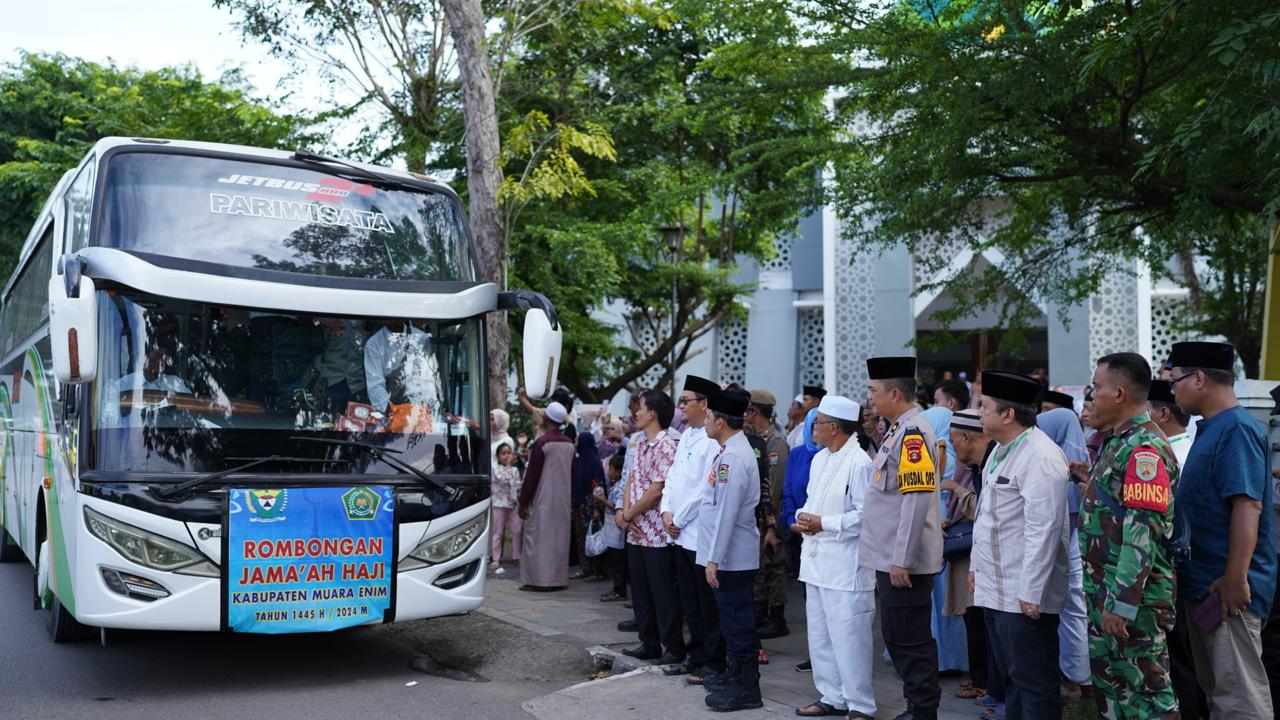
[
  {"xmin": 489, "ymin": 443, "xmax": 522, "ymax": 574},
  {"xmin": 595, "ymin": 453, "xmax": 628, "ymax": 601}
]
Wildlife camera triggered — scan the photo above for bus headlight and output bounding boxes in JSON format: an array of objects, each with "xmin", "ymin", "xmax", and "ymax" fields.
[
  {"xmin": 84, "ymin": 507, "xmax": 218, "ymax": 577},
  {"xmin": 399, "ymin": 513, "xmax": 487, "ymax": 571}
]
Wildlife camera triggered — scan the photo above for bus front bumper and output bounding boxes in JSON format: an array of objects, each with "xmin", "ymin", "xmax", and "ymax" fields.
[{"xmin": 71, "ymin": 494, "xmax": 488, "ymax": 632}]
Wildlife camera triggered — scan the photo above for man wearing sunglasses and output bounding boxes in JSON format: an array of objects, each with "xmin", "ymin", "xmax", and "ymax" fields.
[{"xmin": 1169, "ymin": 341, "xmax": 1276, "ymax": 718}]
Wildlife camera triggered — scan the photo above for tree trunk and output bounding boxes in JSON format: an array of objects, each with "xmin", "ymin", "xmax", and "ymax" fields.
[{"xmin": 442, "ymin": 0, "xmax": 509, "ymax": 411}]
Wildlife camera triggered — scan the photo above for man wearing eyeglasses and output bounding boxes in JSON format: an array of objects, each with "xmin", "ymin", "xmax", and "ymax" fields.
[
  {"xmin": 660, "ymin": 375, "xmax": 728, "ymax": 682},
  {"xmin": 1169, "ymin": 341, "xmax": 1276, "ymax": 718}
]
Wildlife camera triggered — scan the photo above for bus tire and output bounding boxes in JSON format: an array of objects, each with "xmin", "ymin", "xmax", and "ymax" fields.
[
  {"xmin": 47, "ymin": 593, "xmax": 86, "ymax": 643},
  {"xmin": 0, "ymin": 527, "xmax": 22, "ymax": 562}
]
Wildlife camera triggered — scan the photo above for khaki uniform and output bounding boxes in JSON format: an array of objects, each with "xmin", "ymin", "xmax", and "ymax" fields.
[
  {"xmin": 860, "ymin": 407, "xmax": 943, "ymax": 574},
  {"xmin": 859, "ymin": 406, "xmax": 943, "ymax": 715}
]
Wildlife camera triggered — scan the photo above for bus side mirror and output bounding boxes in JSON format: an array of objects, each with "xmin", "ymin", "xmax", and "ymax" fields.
[
  {"xmin": 48, "ymin": 256, "xmax": 98, "ymax": 384},
  {"xmin": 522, "ymin": 308, "xmax": 562, "ymax": 401}
]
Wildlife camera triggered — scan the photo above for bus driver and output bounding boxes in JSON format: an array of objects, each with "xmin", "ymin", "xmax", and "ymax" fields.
[
  {"xmin": 364, "ymin": 320, "xmax": 441, "ymax": 433},
  {"xmin": 102, "ymin": 333, "xmax": 192, "ymax": 425}
]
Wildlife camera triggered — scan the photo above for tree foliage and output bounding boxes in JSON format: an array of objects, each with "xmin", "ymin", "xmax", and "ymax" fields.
[
  {"xmin": 797, "ymin": 0, "xmax": 1280, "ymax": 373},
  {"xmin": 499, "ymin": 0, "xmax": 830, "ymax": 401},
  {"xmin": 0, "ymin": 52, "xmax": 314, "ymax": 279}
]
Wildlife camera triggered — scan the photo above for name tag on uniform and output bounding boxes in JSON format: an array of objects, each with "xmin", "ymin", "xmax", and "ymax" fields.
[{"xmin": 995, "ymin": 476, "xmax": 1012, "ymax": 485}]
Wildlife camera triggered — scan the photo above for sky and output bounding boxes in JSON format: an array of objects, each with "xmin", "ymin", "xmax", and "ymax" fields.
[{"xmin": 0, "ymin": 0, "xmax": 313, "ymax": 110}]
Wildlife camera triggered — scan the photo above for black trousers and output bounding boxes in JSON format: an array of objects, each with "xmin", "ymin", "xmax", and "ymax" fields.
[
  {"xmin": 1170, "ymin": 595, "xmax": 1209, "ymax": 718},
  {"xmin": 627, "ymin": 544, "xmax": 686, "ymax": 656},
  {"xmin": 606, "ymin": 547, "xmax": 628, "ymax": 597},
  {"xmin": 712, "ymin": 568, "xmax": 758, "ymax": 661},
  {"xmin": 1262, "ymin": 559, "xmax": 1280, "ymax": 716},
  {"xmin": 674, "ymin": 547, "xmax": 725, "ymax": 669},
  {"xmin": 985, "ymin": 609, "xmax": 1061, "ymax": 720},
  {"xmin": 876, "ymin": 571, "xmax": 941, "ymax": 713},
  {"xmin": 963, "ymin": 605, "xmax": 989, "ymax": 690}
]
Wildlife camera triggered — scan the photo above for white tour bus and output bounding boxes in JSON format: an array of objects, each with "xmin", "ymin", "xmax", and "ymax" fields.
[{"xmin": 0, "ymin": 138, "xmax": 561, "ymax": 641}]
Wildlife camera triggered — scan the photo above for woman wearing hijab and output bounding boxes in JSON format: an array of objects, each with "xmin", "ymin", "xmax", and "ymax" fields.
[
  {"xmin": 780, "ymin": 408, "xmax": 822, "ymax": 672},
  {"xmin": 491, "ymin": 409, "xmax": 514, "ymax": 464},
  {"xmin": 571, "ymin": 432, "xmax": 609, "ymax": 580},
  {"xmin": 782, "ymin": 412, "xmax": 821, "ymax": 576},
  {"xmin": 921, "ymin": 406, "xmax": 969, "ymax": 676},
  {"xmin": 1037, "ymin": 406, "xmax": 1093, "ymax": 700}
]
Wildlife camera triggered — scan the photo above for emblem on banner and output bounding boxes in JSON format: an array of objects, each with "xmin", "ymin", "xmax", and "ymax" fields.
[
  {"xmin": 246, "ymin": 489, "xmax": 288, "ymax": 523},
  {"xmin": 342, "ymin": 487, "xmax": 381, "ymax": 521}
]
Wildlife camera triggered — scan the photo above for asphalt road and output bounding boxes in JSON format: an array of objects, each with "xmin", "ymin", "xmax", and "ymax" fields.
[{"xmin": 0, "ymin": 562, "xmax": 591, "ymax": 720}]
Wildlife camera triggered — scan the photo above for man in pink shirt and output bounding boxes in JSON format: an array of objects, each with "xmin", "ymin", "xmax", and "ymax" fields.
[{"xmin": 617, "ymin": 389, "xmax": 685, "ymax": 664}]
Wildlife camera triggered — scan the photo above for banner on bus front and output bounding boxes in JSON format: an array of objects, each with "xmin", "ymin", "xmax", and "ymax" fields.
[{"xmin": 226, "ymin": 486, "xmax": 394, "ymax": 633}]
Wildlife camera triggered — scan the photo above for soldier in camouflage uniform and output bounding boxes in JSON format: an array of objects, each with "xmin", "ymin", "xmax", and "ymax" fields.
[{"xmin": 1078, "ymin": 353, "xmax": 1179, "ymax": 719}]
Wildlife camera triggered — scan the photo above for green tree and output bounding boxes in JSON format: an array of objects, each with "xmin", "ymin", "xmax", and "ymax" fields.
[
  {"xmin": 797, "ymin": 0, "xmax": 1280, "ymax": 373},
  {"xmin": 501, "ymin": 0, "xmax": 830, "ymax": 401},
  {"xmin": 0, "ymin": 52, "xmax": 314, "ymax": 278}
]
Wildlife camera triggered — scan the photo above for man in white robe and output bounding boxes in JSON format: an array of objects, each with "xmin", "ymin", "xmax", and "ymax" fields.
[{"xmin": 792, "ymin": 395, "xmax": 876, "ymax": 720}]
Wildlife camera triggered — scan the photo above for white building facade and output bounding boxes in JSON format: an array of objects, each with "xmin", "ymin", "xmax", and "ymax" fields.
[{"xmin": 640, "ymin": 208, "xmax": 1194, "ymax": 406}]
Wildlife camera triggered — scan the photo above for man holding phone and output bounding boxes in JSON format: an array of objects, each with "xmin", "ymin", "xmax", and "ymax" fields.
[
  {"xmin": 1078, "ymin": 353, "xmax": 1180, "ymax": 718},
  {"xmin": 1170, "ymin": 341, "xmax": 1276, "ymax": 718}
]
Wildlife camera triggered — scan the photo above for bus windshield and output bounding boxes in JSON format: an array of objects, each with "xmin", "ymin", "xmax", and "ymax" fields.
[
  {"xmin": 89, "ymin": 290, "xmax": 487, "ymax": 476},
  {"xmin": 98, "ymin": 152, "xmax": 473, "ymax": 282}
]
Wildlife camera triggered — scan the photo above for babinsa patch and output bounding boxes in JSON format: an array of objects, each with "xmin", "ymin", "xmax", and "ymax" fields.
[
  {"xmin": 897, "ymin": 431, "xmax": 936, "ymax": 494},
  {"xmin": 1123, "ymin": 447, "xmax": 1170, "ymax": 512}
]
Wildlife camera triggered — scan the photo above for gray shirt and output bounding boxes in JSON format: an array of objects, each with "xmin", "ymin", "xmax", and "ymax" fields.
[
  {"xmin": 972, "ymin": 427, "xmax": 1071, "ymax": 614},
  {"xmin": 695, "ymin": 431, "xmax": 761, "ymax": 571},
  {"xmin": 859, "ymin": 407, "xmax": 944, "ymax": 574}
]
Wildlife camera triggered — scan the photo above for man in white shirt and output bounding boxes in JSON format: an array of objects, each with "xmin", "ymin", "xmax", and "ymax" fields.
[
  {"xmin": 103, "ymin": 341, "xmax": 192, "ymax": 425},
  {"xmin": 1147, "ymin": 379, "xmax": 1192, "ymax": 468},
  {"xmin": 787, "ymin": 386, "xmax": 827, "ymax": 449},
  {"xmin": 661, "ymin": 375, "xmax": 726, "ymax": 680},
  {"xmin": 970, "ymin": 370, "xmax": 1071, "ymax": 720},
  {"xmin": 793, "ymin": 395, "xmax": 877, "ymax": 720},
  {"xmin": 363, "ymin": 321, "xmax": 440, "ymax": 420}
]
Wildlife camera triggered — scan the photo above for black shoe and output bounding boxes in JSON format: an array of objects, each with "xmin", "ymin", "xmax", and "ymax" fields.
[
  {"xmin": 616, "ymin": 618, "xmax": 638, "ymax": 632},
  {"xmin": 653, "ymin": 651, "xmax": 687, "ymax": 666},
  {"xmin": 622, "ymin": 644, "xmax": 661, "ymax": 660},
  {"xmin": 795, "ymin": 660, "xmax": 812, "ymax": 672},
  {"xmin": 705, "ymin": 658, "xmax": 763, "ymax": 712},
  {"xmin": 758, "ymin": 605, "xmax": 790, "ymax": 639},
  {"xmin": 702, "ymin": 665, "xmax": 734, "ymax": 692},
  {"xmin": 891, "ymin": 712, "xmax": 937, "ymax": 720},
  {"xmin": 757, "ymin": 618, "xmax": 790, "ymax": 639}
]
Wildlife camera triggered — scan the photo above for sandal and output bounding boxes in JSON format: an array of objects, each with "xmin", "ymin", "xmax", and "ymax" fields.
[
  {"xmin": 757, "ymin": 648, "xmax": 769, "ymax": 665},
  {"xmin": 795, "ymin": 701, "xmax": 846, "ymax": 717},
  {"xmin": 569, "ymin": 571, "xmax": 587, "ymax": 580},
  {"xmin": 955, "ymin": 686, "xmax": 986, "ymax": 699},
  {"xmin": 599, "ymin": 591, "xmax": 625, "ymax": 602}
]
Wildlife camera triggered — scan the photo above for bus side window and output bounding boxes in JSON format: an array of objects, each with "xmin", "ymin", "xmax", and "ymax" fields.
[
  {"xmin": 1, "ymin": 224, "xmax": 54, "ymax": 359},
  {"xmin": 64, "ymin": 156, "xmax": 96, "ymax": 254}
]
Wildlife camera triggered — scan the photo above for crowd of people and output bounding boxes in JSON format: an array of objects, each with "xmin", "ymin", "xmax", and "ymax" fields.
[{"xmin": 485, "ymin": 340, "xmax": 1279, "ymax": 720}]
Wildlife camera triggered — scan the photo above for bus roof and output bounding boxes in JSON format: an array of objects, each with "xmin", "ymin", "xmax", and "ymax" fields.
[{"xmin": 90, "ymin": 136, "xmax": 457, "ymax": 198}]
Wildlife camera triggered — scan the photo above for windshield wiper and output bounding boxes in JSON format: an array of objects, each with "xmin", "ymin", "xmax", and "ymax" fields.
[
  {"xmin": 154, "ymin": 456, "xmax": 345, "ymax": 501},
  {"xmin": 292, "ymin": 150, "xmax": 422, "ymax": 191},
  {"xmin": 289, "ymin": 437, "xmax": 458, "ymax": 500}
]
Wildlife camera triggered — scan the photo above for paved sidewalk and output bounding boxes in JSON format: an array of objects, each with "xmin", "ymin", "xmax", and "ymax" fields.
[{"xmin": 481, "ymin": 562, "xmax": 993, "ymax": 720}]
